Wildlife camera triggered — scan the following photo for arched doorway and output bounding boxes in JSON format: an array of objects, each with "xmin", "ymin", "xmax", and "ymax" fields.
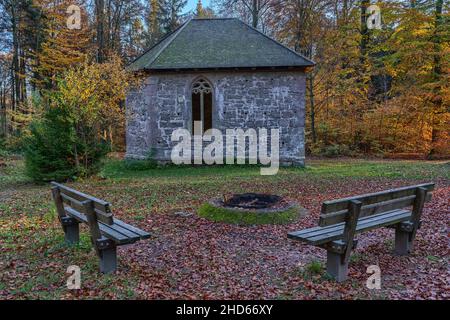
[{"xmin": 191, "ymin": 78, "xmax": 212, "ymax": 134}]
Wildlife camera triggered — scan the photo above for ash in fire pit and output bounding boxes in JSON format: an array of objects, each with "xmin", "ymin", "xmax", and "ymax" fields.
[
  {"xmin": 224, "ymin": 193, "xmax": 283, "ymax": 209},
  {"xmin": 199, "ymin": 193, "xmax": 307, "ymax": 225}
]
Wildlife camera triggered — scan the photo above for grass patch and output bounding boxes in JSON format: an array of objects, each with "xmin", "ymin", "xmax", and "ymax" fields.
[
  {"xmin": 303, "ymin": 159, "xmax": 449, "ymax": 180},
  {"xmin": 123, "ymin": 158, "xmax": 158, "ymax": 171},
  {"xmin": 101, "ymin": 159, "xmax": 266, "ymax": 180},
  {"xmin": 198, "ymin": 202, "xmax": 301, "ymax": 225},
  {"xmin": 100, "ymin": 158, "xmax": 449, "ymax": 181},
  {"xmin": 0, "ymin": 158, "xmax": 31, "ymax": 188},
  {"xmin": 350, "ymin": 252, "xmax": 366, "ymax": 263},
  {"xmin": 305, "ymin": 260, "xmax": 324, "ymax": 276},
  {"xmin": 426, "ymin": 255, "xmax": 441, "ymax": 263}
]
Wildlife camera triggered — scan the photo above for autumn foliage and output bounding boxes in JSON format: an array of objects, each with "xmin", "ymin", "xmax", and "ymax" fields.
[
  {"xmin": 268, "ymin": 0, "xmax": 449, "ymax": 158},
  {"xmin": 25, "ymin": 57, "xmax": 137, "ymax": 181},
  {"xmin": 0, "ymin": 0, "xmax": 448, "ymax": 165}
]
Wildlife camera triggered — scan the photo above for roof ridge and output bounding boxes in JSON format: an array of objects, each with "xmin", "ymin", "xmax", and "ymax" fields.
[
  {"xmin": 127, "ymin": 18, "xmax": 192, "ymax": 69},
  {"xmin": 235, "ymin": 19, "xmax": 315, "ymax": 66}
]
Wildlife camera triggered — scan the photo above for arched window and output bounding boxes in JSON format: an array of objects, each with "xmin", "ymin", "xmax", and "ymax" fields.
[{"xmin": 191, "ymin": 78, "xmax": 212, "ymax": 134}]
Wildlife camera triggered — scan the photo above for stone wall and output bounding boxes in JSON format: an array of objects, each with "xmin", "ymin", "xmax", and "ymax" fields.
[{"xmin": 126, "ymin": 70, "xmax": 306, "ymax": 165}]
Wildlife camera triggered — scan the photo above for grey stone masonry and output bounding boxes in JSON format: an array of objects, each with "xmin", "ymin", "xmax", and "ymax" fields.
[{"xmin": 126, "ymin": 70, "xmax": 306, "ymax": 166}]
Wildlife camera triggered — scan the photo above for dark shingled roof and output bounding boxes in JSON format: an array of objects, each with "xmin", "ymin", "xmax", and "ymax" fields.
[{"xmin": 128, "ymin": 18, "xmax": 315, "ymax": 71}]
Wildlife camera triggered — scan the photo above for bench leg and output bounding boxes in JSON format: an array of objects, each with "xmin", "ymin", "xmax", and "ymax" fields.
[
  {"xmin": 63, "ymin": 222, "xmax": 80, "ymax": 245},
  {"xmin": 99, "ymin": 246, "xmax": 117, "ymax": 274},
  {"xmin": 326, "ymin": 251, "xmax": 349, "ymax": 282},
  {"xmin": 394, "ymin": 228, "xmax": 411, "ymax": 255}
]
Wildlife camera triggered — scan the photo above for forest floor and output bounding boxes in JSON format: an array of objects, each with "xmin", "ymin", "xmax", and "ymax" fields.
[{"xmin": 0, "ymin": 157, "xmax": 448, "ymax": 299}]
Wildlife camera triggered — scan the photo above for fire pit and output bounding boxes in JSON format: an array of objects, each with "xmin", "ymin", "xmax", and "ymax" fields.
[{"xmin": 199, "ymin": 193, "xmax": 306, "ymax": 225}]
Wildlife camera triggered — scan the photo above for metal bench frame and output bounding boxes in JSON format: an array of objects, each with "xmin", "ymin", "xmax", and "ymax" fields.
[
  {"xmin": 288, "ymin": 183, "xmax": 434, "ymax": 282},
  {"xmin": 51, "ymin": 182, "xmax": 151, "ymax": 273}
]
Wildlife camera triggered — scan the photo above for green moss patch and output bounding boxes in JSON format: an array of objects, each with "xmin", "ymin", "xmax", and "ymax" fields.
[{"xmin": 198, "ymin": 200, "xmax": 305, "ymax": 225}]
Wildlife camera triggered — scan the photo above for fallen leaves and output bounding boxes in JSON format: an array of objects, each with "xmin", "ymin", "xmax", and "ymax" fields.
[{"xmin": 0, "ymin": 159, "xmax": 448, "ymax": 300}]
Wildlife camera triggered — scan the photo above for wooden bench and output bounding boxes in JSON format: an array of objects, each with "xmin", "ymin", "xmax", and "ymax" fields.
[
  {"xmin": 288, "ymin": 183, "xmax": 434, "ymax": 282},
  {"xmin": 51, "ymin": 182, "xmax": 151, "ymax": 273}
]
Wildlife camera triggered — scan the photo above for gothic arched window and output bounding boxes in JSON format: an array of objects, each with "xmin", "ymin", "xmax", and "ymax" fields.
[{"xmin": 191, "ymin": 78, "xmax": 213, "ymax": 134}]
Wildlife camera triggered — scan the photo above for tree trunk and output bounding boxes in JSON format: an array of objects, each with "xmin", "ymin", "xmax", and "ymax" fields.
[
  {"xmin": 11, "ymin": 4, "xmax": 20, "ymax": 112},
  {"xmin": 252, "ymin": 0, "xmax": 258, "ymax": 28},
  {"xmin": 359, "ymin": 0, "xmax": 369, "ymax": 65},
  {"xmin": 0, "ymin": 86, "xmax": 4, "ymax": 136},
  {"xmin": 428, "ymin": 0, "xmax": 444, "ymax": 158},
  {"xmin": 109, "ymin": 125, "xmax": 114, "ymax": 151},
  {"xmin": 308, "ymin": 73, "xmax": 316, "ymax": 143},
  {"xmin": 19, "ymin": 46, "xmax": 27, "ymax": 106},
  {"xmin": 95, "ymin": 0, "xmax": 106, "ymax": 63},
  {"xmin": 343, "ymin": 0, "xmax": 348, "ymax": 24}
]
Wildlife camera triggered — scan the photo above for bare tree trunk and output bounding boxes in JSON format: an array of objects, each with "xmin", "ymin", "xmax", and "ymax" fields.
[
  {"xmin": 9, "ymin": 60, "xmax": 15, "ymax": 108},
  {"xmin": 0, "ymin": 85, "xmax": 4, "ymax": 136},
  {"xmin": 74, "ymin": 143, "xmax": 80, "ymax": 170},
  {"xmin": 342, "ymin": 0, "xmax": 348, "ymax": 23},
  {"xmin": 19, "ymin": 46, "xmax": 26, "ymax": 107},
  {"xmin": 11, "ymin": 4, "xmax": 20, "ymax": 111},
  {"xmin": 308, "ymin": 73, "xmax": 316, "ymax": 143},
  {"xmin": 428, "ymin": 0, "xmax": 444, "ymax": 158},
  {"xmin": 95, "ymin": 0, "xmax": 106, "ymax": 63},
  {"xmin": 109, "ymin": 125, "xmax": 114, "ymax": 151},
  {"xmin": 252, "ymin": 0, "xmax": 258, "ymax": 28},
  {"xmin": 359, "ymin": 0, "xmax": 369, "ymax": 66}
]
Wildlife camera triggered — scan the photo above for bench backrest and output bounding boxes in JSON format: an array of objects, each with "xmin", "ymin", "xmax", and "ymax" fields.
[
  {"xmin": 319, "ymin": 183, "xmax": 434, "ymax": 227},
  {"xmin": 51, "ymin": 182, "xmax": 114, "ymax": 225}
]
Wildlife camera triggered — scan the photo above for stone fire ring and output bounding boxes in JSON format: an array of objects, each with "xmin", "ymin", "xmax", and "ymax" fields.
[{"xmin": 198, "ymin": 193, "xmax": 307, "ymax": 225}]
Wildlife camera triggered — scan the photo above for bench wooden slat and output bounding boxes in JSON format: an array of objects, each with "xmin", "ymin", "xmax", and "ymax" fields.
[
  {"xmin": 52, "ymin": 182, "xmax": 114, "ymax": 225},
  {"xmin": 106, "ymin": 218, "xmax": 151, "ymax": 240},
  {"xmin": 288, "ymin": 209, "xmax": 411, "ymax": 245},
  {"xmin": 65, "ymin": 207, "xmax": 143, "ymax": 244},
  {"xmin": 65, "ymin": 206, "xmax": 150, "ymax": 241},
  {"xmin": 93, "ymin": 208, "xmax": 114, "ymax": 225},
  {"xmin": 102, "ymin": 220, "xmax": 145, "ymax": 240},
  {"xmin": 52, "ymin": 182, "xmax": 110, "ymax": 207},
  {"xmin": 292, "ymin": 208, "xmax": 407, "ymax": 238},
  {"xmin": 321, "ymin": 183, "xmax": 434, "ymax": 214},
  {"xmin": 319, "ymin": 194, "xmax": 431, "ymax": 226},
  {"xmin": 60, "ymin": 193, "xmax": 114, "ymax": 226},
  {"xmin": 311, "ymin": 210, "xmax": 410, "ymax": 243},
  {"xmin": 113, "ymin": 219, "xmax": 151, "ymax": 239},
  {"xmin": 60, "ymin": 192, "xmax": 86, "ymax": 212},
  {"xmin": 291, "ymin": 209, "xmax": 408, "ymax": 239}
]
